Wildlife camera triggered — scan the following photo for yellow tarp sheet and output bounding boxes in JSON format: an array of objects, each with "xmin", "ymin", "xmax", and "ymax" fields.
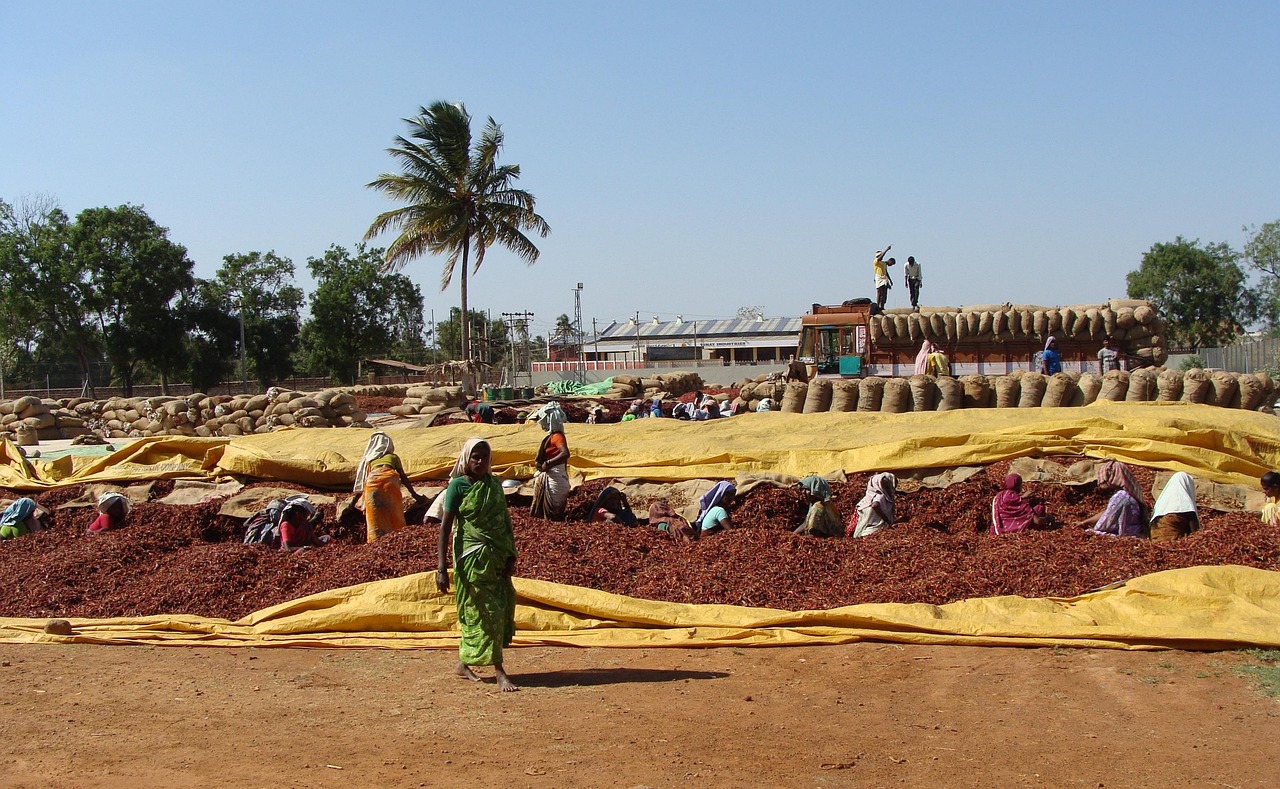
[
  {"xmin": 2, "ymin": 565, "xmax": 1278, "ymax": 651},
  {"xmin": 4, "ymin": 401, "xmax": 1279, "ymax": 492}
]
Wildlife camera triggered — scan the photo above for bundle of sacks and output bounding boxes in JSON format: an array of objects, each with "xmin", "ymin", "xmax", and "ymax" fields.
[
  {"xmin": 603, "ymin": 372, "xmax": 704, "ymax": 401},
  {"xmin": 767, "ymin": 368, "xmax": 1276, "ymax": 414},
  {"xmin": 867, "ymin": 299, "xmax": 1169, "ymax": 367},
  {"xmin": 387, "ymin": 385, "xmax": 469, "ymax": 416},
  {"xmin": 0, "ymin": 396, "xmax": 94, "ymax": 445},
  {"xmin": 736, "ymin": 373, "xmax": 789, "ymax": 412}
]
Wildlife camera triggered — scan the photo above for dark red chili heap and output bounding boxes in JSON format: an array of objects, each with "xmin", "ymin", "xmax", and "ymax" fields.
[{"xmin": 2, "ymin": 459, "xmax": 1276, "ymax": 621}]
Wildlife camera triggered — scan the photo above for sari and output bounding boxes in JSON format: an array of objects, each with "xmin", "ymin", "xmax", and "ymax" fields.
[
  {"xmin": 1089, "ymin": 490, "xmax": 1144, "ymax": 537},
  {"xmin": 849, "ymin": 473, "xmax": 897, "ymax": 538},
  {"xmin": 915, "ymin": 341, "xmax": 936, "ymax": 376},
  {"xmin": 797, "ymin": 475, "xmax": 842, "ymax": 537},
  {"xmin": 530, "ymin": 403, "xmax": 570, "ymax": 519},
  {"xmin": 0, "ymin": 498, "xmax": 39, "ymax": 540},
  {"xmin": 648, "ymin": 500, "xmax": 694, "ymax": 541},
  {"xmin": 1149, "ymin": 472, "xmax": 1199, "ymax": 542},
  {"xmin": 449, "ymin": 474, "xmax": 517, "ymax": 667},
  {"xmin": 990, "ymin": 474, "xmax": 1045, "ymax": 535}
]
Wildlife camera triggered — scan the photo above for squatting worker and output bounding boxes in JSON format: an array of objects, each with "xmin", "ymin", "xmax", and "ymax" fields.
[
  {"xmin": 849, "ymin": 472, "xmax": 897, "ymax": 537},
  {"xmin": 1261, "ymin": 471, "xmax": 1280, "ymax": 527},
  {"xmin": 872, "ymin": 244, "xmax": 895, "ymax": 311},
  {"xmin": 1098, "ymin": 337, "xmax": 1122, "ymax": 373},
  {"xmin": 88, "ymin": 492, "xmax": 131, "ymax": 533},
  {"xmin": 352, "ymin": 431, "xmax": 426, "ymax": 542},
  {"xmin": 1149, "ymin": 472, "xmax": 1199, "ymax": 542},
  {"xmin": 1076, "ymin": 460, "xmax": 1146, "ymax": 537},
  {"xmin": 0, "ymin": 497, "xmax": 48, "ymax": 540},
  {"xmin": 793, "ymin": 475, "xmax": 843, "ymax": 538},
  {"xmin": 904, "ymin": 255, "xmax": 923, "ymax": 310},
  {"xmin": 436, "ymin": 438, "xmax": 519, "ymax": 692}
]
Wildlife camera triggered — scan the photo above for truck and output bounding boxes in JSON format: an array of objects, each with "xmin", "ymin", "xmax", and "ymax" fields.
[{"xmin": 797, "ymin": 299, "xmax": 1167, "ymax": 379}]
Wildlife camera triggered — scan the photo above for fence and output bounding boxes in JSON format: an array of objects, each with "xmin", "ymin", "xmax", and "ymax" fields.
[{"xmin": 1199, "ymin": 337, "xmax": 1280, "ymax": 374}]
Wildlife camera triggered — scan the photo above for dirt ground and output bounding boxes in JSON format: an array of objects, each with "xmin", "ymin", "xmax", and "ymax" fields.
[{"xmin": 1, "ymin": 643, "xmax": 1276, "ymax": 788}]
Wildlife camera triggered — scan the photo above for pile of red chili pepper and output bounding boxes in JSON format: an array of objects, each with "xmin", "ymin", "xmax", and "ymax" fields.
[{"xmin": 2, "ymin": 459, "xmax": 1276, "ymax": 621}]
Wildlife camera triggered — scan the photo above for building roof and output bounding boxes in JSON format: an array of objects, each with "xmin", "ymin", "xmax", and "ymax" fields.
[{"xmin": 594, "ymin": 316, "xmax": 801, "ymax": 343}]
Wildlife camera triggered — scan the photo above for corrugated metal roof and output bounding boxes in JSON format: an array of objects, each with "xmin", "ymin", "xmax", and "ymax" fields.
[{"xmin": 596, "ymin": 317, "xmax": 802, "ymax": 342}]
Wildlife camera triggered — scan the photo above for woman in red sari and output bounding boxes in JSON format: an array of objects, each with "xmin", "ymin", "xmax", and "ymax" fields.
[{"xmin": 990, "ymin": 474, "xmax": 1051, "ymax": 535}]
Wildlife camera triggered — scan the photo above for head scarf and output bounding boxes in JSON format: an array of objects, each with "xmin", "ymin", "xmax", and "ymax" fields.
[
  {"xmin": 280, "ymin": 494, "xmax": 318, "ymax": 522},
  {"xmin": 991, "ymin": 473, "xmax": 1042, "ymax": 535},
  {"xmin": 353, "ymin": 431, "xmax": 395, "ymax": 493},
  {"xmin": 756, "ymin": 398, "xmax": 774, "ymax": 412},
  {"xmin": 1097, "ymin": 460, "xmax": 1144, "ymax": 511},
  {"xmin": 1044, "ymin": 336, "xmax": 1057, "ymax": 352},
  {"xmin": 96, "ymin": 492, "xmax": 131, "ymax": 516},
  {"xmin": 857, "ymin": 473, "xmax": 897, "ymax": 524},
  {"xmin": 425, "ymin": 437, "xmax": 486, "ymax": 521},
  {"xmin": 532, "ymin": 401, "xmax": 566, "ymax": 433},
  {"xmin": 1, "ymin": 497, "xmax": 38, "ymax": 529},
  {"xmin": 696, "ymin": 481, "xmax": 736, "ymax": 524},
  {"xmin": 797, "ymin": 475, "xmax": 832, "ymax": 502},
  {"xmin": 915, "ymin": 340, "xmax": 937, "ymax": 376},
  {"xmin": 1151, "ymin": 472, "xmax": 1197, "ymax": 521}
]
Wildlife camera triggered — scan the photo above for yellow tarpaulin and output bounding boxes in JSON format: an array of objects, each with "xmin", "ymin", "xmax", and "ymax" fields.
[
  {"xmin": 2, "ymin": 565, "xmax": 1278, "ymax": 651},
  {"xmin": 5, "ymin": 401, "xmax": 1279, "ymax": 491}
]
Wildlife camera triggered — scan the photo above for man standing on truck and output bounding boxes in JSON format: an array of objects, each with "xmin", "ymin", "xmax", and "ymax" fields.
[
  {"xmin": 1098, "ymin": 337, "xmax": 1122, "ymax": 373},
  {"xmin": 904, "ymin": 256, "xmax": 923, "ymax": 310},
  {"xmin": 873, "ymin": 245, "xmax": 895, "ymax": 310}
]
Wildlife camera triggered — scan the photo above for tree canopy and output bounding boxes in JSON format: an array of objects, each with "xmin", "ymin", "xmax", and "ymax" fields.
[
  {"xmin": 1126, "ymin": 236, "xmax": 1255, "ymax": 349},
  {"xmin": 364, "ymin": 101, "xmax": 549, "ymax": 363},
  {"xmin": 214, "ymin": 251, "xmax": 304, "ymax": 386},
  {"xmin": 299, "ymin": 244, "xmax": 426, "ymax": 384},
  {"xmin": 1243, "ymin": 220, "xmax": 1280, "ymax": 333}
]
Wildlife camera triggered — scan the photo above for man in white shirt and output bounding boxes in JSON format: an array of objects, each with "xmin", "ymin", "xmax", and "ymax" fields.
[{"xmin": 905, "ymin": 256, "xmax": 923, "ymax": 310}]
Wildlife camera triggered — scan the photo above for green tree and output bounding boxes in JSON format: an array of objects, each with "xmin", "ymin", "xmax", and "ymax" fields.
[
  {"xmin": 300, "ymin": 244, "xmax": 426, "ymax": 384},
  {"xmin": 0, "ymin": 196, "xmax": 101, "ymax": 389},
  {"xmin": 1126, "ymin": 236, "xmax": 1255, "ymax": 349},
  {"xmin": 71, "ymin": 205, "xmax": 194, "ymax": 395},
  {"xmin": 364, "ymin": 101, "xmax": 550, "ymax": 362},
  {"xmin": 1244, "ymin": 220, "xmax": 1280, "ymax": 333},
  {"xmin": 434, "ymin": 308, "xmax": 509, "ymax": 366},
  {"xmin": 214, "ymin": 251, "xmax": 304, "ymax": 386},
  {"xmin": 179, "ymin": 278, "xmax": 240, "ymax": 392}
]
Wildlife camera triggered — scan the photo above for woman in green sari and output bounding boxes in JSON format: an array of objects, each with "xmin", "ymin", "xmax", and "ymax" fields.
[{"xmin": 436, "ymin": 438, "xmax": 519, "ymax": 692}]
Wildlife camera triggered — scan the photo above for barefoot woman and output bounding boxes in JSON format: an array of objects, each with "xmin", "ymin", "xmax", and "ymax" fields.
[{"xmin": 436, "ymin": 438, "xmax": 519, "ymax": 691}]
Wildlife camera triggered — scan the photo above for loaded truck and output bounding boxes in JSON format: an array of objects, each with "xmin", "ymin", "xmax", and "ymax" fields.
[{"xmin": 797, "ymin": 299, "xmax": 1168, "ymax": 379}]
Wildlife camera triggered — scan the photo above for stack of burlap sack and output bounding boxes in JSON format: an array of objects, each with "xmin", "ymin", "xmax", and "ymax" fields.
[
  {"xmin": 868, "ymin": 299, "xmax": 1169, "ymax": 367},
  {"xmin": 603, "ymin": 372, "xmax": 704, "ymax": 400},
  {"xmin": 0, "ymin": 396, "xmax": 94, "ymax": 445},
  {"xmin": 763, "ymin": 368, "xmax": 1276, "ymax": 414},
  {"xmin": 387, "ymin": 385, "xmax": 469, "ymax": 416}
]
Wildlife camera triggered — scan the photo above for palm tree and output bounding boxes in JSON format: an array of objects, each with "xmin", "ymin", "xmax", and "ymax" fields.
[{"xmin": 365, "ymin": 102, "xmax": 550, "ymax": 362}]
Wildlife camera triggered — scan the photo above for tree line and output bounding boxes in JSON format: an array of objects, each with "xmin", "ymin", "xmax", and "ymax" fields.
[
  {"xmin": 0, "ymin": 197, "xmax": 547, "ymax": 394},
  {"xmin": 1126, "ymin": 222, "xmax": 1280, "ymax": 350}
]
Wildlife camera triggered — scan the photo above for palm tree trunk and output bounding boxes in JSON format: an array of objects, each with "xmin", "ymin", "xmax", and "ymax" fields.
[{"xmin": 459, "ymin": 237, "xmax": 471, "ymax": 360}]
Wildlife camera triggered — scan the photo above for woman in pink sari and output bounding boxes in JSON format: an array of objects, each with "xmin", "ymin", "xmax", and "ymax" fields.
[{"xmin": 990, "ymin": 474, "xmax": 1050, "ymax": 534}]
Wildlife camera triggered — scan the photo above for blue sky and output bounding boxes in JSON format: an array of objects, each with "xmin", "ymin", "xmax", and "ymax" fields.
[{"xmin": 3, "ymin": 2, "xmax": 1277, "ymax": 340}]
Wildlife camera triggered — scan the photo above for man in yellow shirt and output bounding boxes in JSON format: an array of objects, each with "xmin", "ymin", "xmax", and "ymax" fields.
[{"xmin": 873, "ymin": 244, "xmax": 895, "ymax": 310}]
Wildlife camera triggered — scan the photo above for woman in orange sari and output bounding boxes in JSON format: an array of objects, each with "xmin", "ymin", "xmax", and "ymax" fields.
[{"xmin": 352, "ymin": 431, "xmax": 426, "ymax": 542}]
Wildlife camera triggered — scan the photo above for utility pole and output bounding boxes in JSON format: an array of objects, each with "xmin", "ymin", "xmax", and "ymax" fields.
[
  {"xmin": 238, "ymin": 294, "xmax": 248, "ymax": 394},
  {"xmin": 634, "ymin": 310, "xmax": 641, "ymax": 366},
  {"xmin": 592, "ymin": 318, "xmax": 599, "ymax": 365},
  {"xmin": 573, "ymin": 283, "xmax": 586, "ymax": 384}
]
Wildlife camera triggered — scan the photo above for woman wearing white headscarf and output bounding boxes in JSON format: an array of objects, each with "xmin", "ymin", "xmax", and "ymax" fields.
[
  {"xmin": 1149, "ymin": 472, "xmax": 1199, "ymax": 542},
  {"xmin": 848, "ymin": 473, "xmax": 897, "ymax": 538},
  {"xmin": 352, "ymin": 431, "xmax": 426, "ymax": 542},
  {"xmin": 88, "ymin": 492, "xmax": 131, "ymax": 533},
  {"xmin": 529, "ymin": 402, "xmax": 571, "ymax": 520}
]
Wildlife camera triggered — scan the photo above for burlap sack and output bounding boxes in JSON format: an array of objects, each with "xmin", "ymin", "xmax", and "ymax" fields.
[
  {"xmin": 869, "ymin": 318, "xmax": 884, "ymax": 345},
  {"xmin": 1116, "ymin": 307, "xmax": 1137, "ymax": 330},
  {"xmin": 1042, "ymin": 372, "xmax": 1076, "ymax": 407},
  {"xmin": 955, "ymin": 313, "xmax": 969, "ymax": 341},
  {"xmin": 857, "ymin": 377, "xmax": 885, "ymax": 412},
  {"xmin": 1255, "ymin": 372, "xmax": 1276, "ymax": 412},
  {"xmin": 943, "ymin": 313, "xmax": 957, "ymax": 343},
  {"xmin": 781, "ymin": 382, "xmax": 808, "ymax": 413},
  {"xmin": 1032, "ymin": 310, "xmax": 1048, "ymax": 339},
  {"xmin": 1018, "ymin": 372, "xmax": 1047, "ymax": 407},
  {"xmin": 1156, "ymin": 369, "xmax": 1183, "ymax": 402},
  {"xmin": 1134, "ymin": 305, "xmax": 1155, "ymax": 325},
  {"xmin": 930, "ymin": 313, "xmax": 946, "ymax": 337},
  {"xmin": 830, "ymin": 380, "xmax": 860, "ymax": 412},
  {"xmin": 908, "ymin": 313, "xmax": 923, "ymax": 344},
  {"xmin": 1209, "ymin": 371, "xmax": 1238, "ymax": 408},
  {"xmin": 908, "ymin": 375, "xmax": 935, "ymax": 411},
  {"xmin": 893, "ymin": 314, "xmax": 911, "ymax": 341},
  {"xmin": 1047, "ymin": 309, "xmax": 1062, "ymax": 335},
  {"xmin": 935, "ymin": 376, "xmax": 963, "ymax": 411},
  {"xmin": 1181, "ymin": 368, "xmax": 1210, "ymax": 404},
  {"xmin": 1238, "ymin": 373, "xmax": 1266, "ymax": 411},
  {"xmin": 1098, "ymin": 370, "xmax": 1129, "ymax": 401},
  {"xmin": 882, "ymin": 378, "xmax": 911, "ymax": 413},
  {"xmin": 802, "ymin": 378, "xmax": 833, "ymax": 414},
  {"xmin": 966, "ymin": 312, "xmax": 981, "ymax": 337},
  {"xmin": 960, "ymin": 375, "xmax": 992, "ymax": 408},
  {"xmin": 993, "ymin": 376, "xmax": 1021, "ymax": 408},
  {"xmin": 1102, "ymin": 308, "xmax": 1117, "ymax": 337},
  {"xmin": 978, "ymin": 311, "xmax": 993, "ymax": 337},
  {"xmin": 1126, "ymin": 368, "xmax": 1157, "ymax": 402}
]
